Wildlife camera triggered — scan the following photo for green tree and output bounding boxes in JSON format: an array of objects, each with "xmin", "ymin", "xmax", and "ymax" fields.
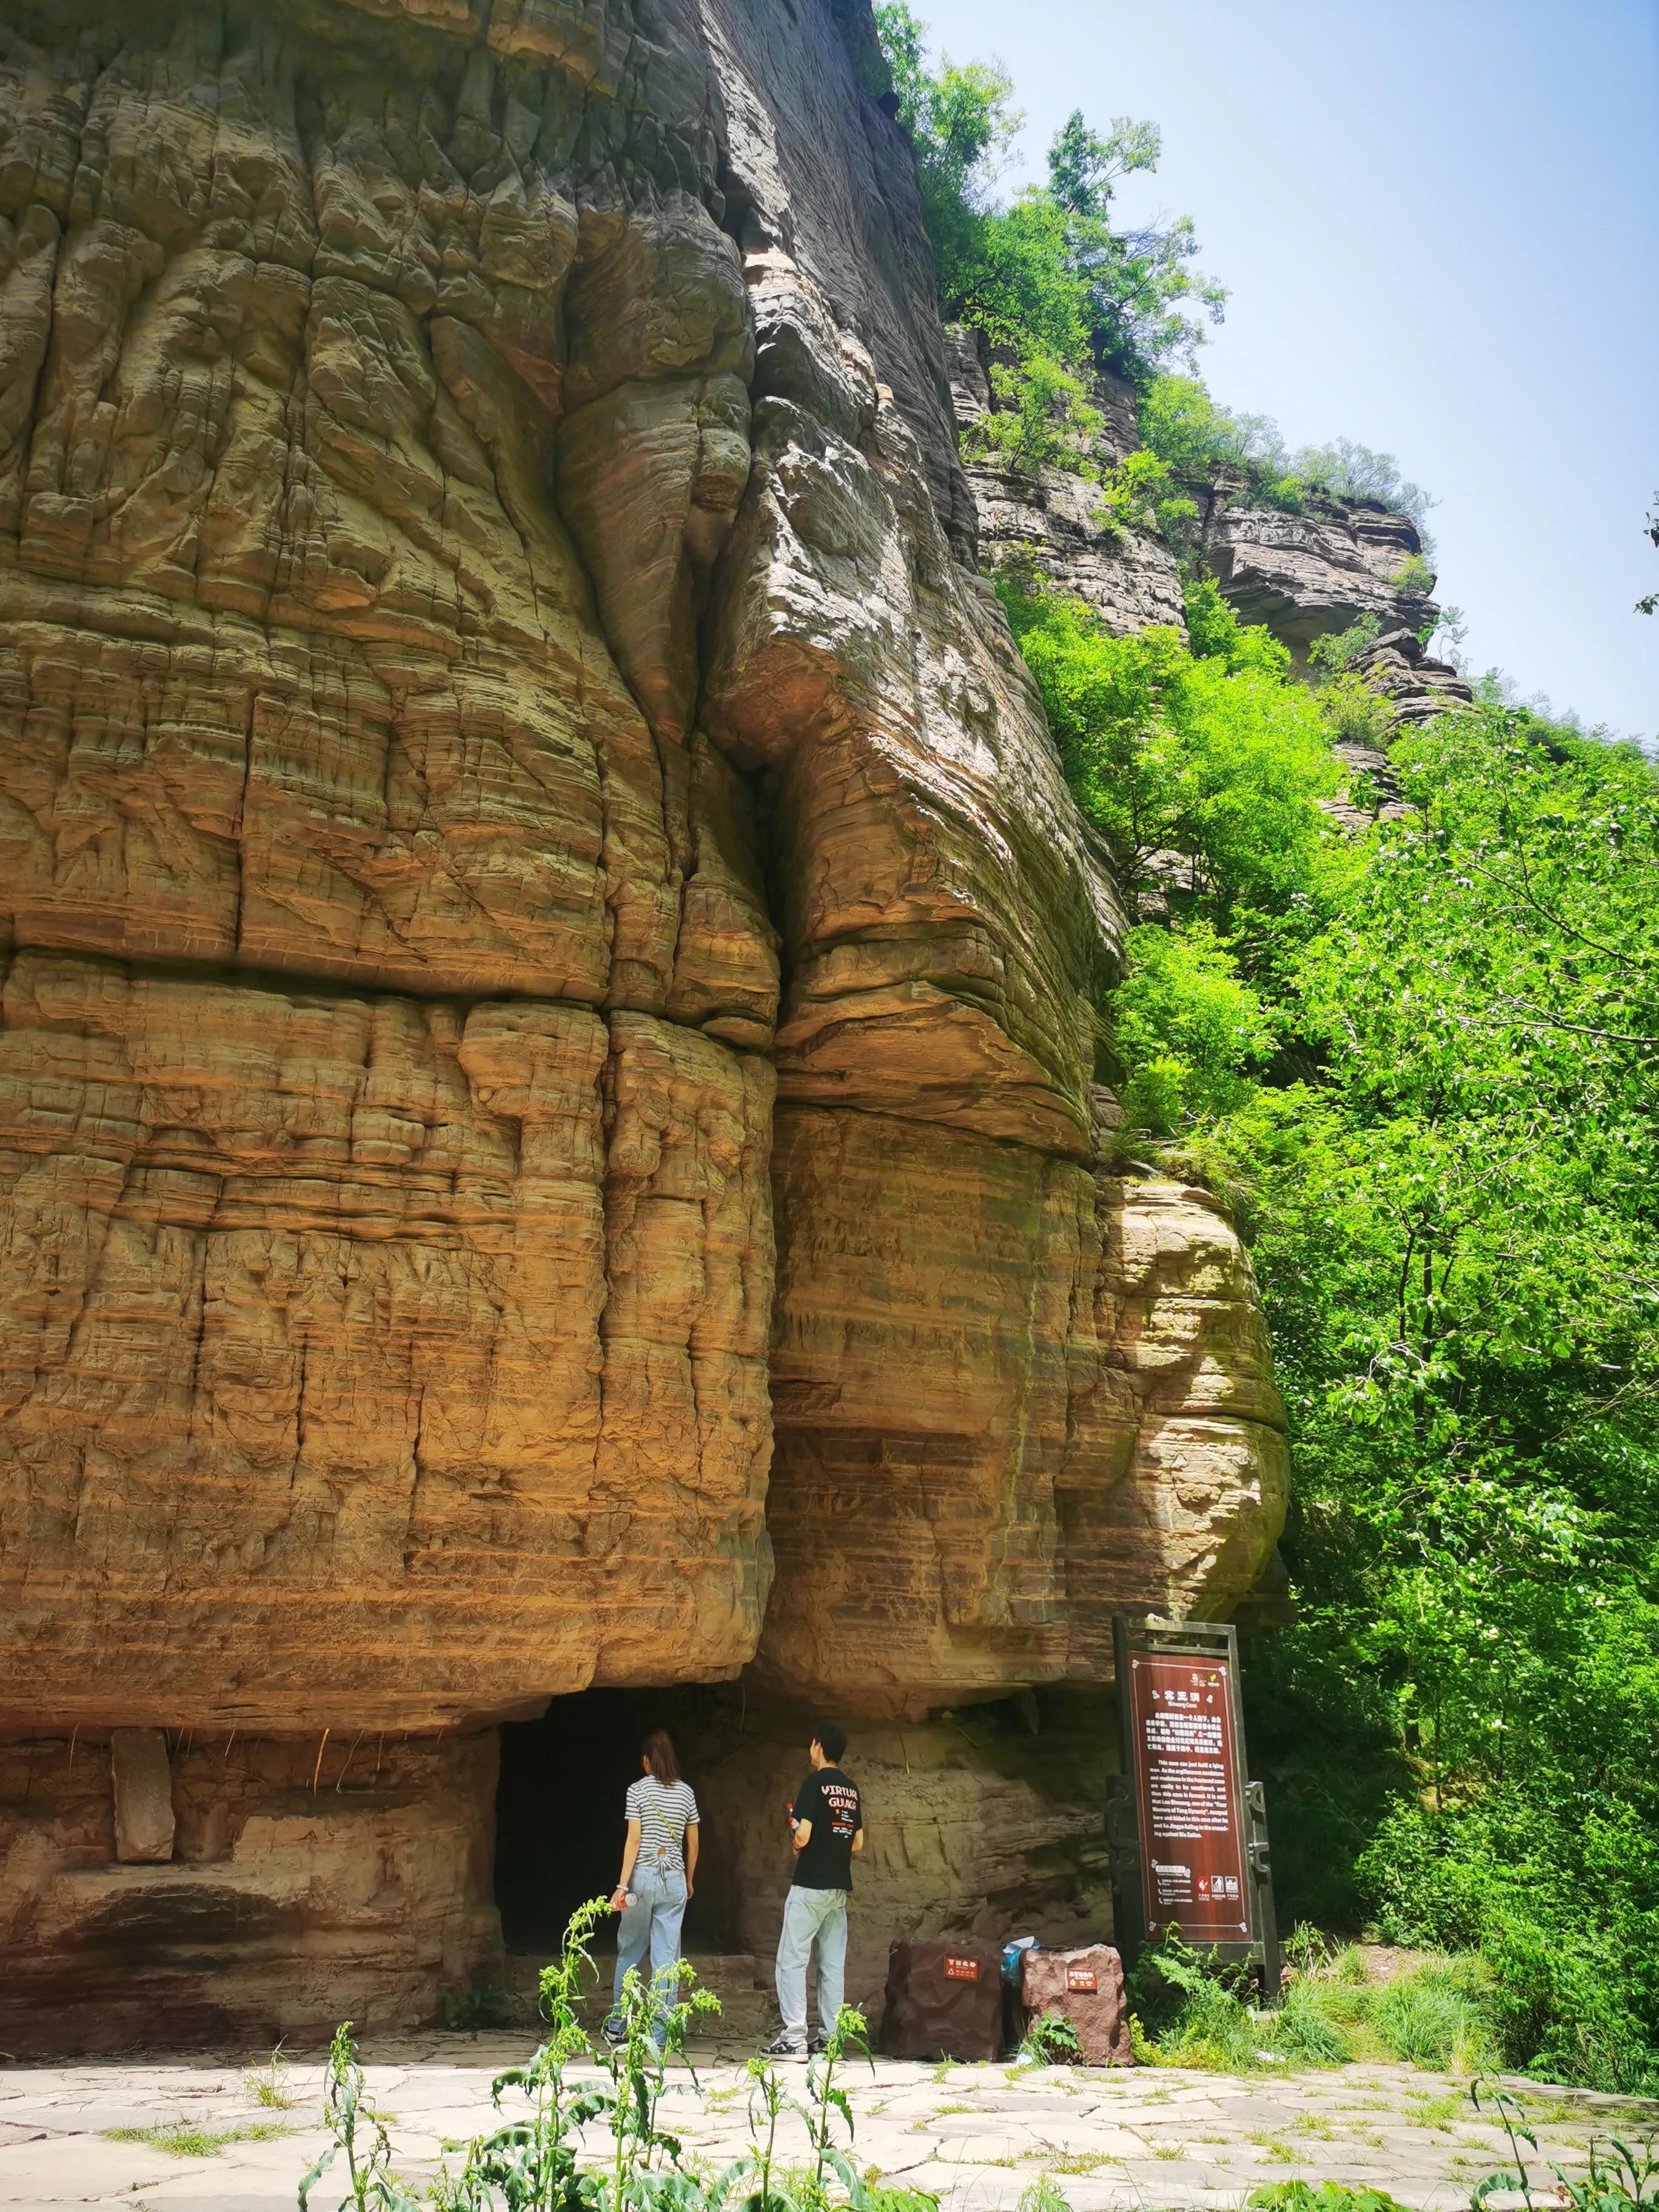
[
  {"xmin": 1218, "ymin": 705, "xmax": 1659, "ymax": 2088},
  {"xmin": 997, "ymin": 575, "xmax": 1336, "ymax": 919},
  {"xmin": 1005, "ymin": 565, "xmax": 1659, "ymax": 2087},
  {"xmin": 973, "ymin": 351, "xmax": 1103, "ymax": 477},
  {"xmin": 1114, "ymin": 920, "xmax": 1275, "ymax": 1132},
  {"xmin": 874, "ymin": 8, "xmax": 1224, "ymax": 393}
]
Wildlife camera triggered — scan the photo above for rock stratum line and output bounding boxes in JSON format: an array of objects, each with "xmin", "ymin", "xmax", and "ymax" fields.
[{"xmin": 0, "ymin": 0, "xmax": 1289, "ymax": 2046}]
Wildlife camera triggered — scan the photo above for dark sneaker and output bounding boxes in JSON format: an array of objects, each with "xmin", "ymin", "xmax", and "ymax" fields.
[
  {"xmin": 601, "ymin": 2018, "xmax": 625, "ymax": 2046},
  {"xmin": 806, "ymin": 2033, "xmax": 829, "ymax": 2056},
  {"xmin": 761, "ymin": 2031, "xmax": 805, "ymax": 2057}
]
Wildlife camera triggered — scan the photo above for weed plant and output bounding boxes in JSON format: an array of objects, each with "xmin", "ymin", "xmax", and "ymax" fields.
[
  {"xmin": 1017, "ymin": 2016, "xmax": 1084, "ymax": 2066},
  {"xmin": 244, "ymin": 2041, "xmax": 293, "ymax": 2109},
  {"xmin": 1016, "ymin": 2181, "xmax": 1073, "ymax": 2212},
  {"xmin": 300, "ymin": 1903, "xmax": 928, "ymax": 2212},
  {"xmin": 1128, "ymin": 1930, "xmax": 1501, "ymax": 2076},
  {"xmin": 1248, "ymin": 2188, "xmax": 1411, "ymax": 2212},
  {"xmin": 1467, "ymin": 2080, "xmax": 1659, "ymax": 2212}
]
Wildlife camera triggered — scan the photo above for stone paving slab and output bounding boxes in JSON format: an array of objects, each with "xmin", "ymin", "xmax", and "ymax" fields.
[{"xmin": 0, "ymin": 2040, "xmax": 1655, "ymax": 2212}]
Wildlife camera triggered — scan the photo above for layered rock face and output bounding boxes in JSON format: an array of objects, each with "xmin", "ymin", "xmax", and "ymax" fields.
[
  {"xmin": 0, "ymin": 1731, "xmax": 498, "ymax": 2053},
  {"xmin": 946, "ymin": 350, "xmax": 1471, "ymax": 849},
  {"xmin": 946, "ymin": 326, "xmax": 1187, "ymax": 638},
  {"xmin": 0, "ymin": 0, "xmax": 1289, "ymax": 2041},
  {"xmin": 1196, "ymin": 474, "xmax": 1473, "ymax": 726},
  {"xmin": 0, "ymin": 0, "xmax": 784, "ymax": 1733}
]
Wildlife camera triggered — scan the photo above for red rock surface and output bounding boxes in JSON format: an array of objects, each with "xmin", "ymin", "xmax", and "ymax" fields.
[{"xmin": 1021, "ymin": 1942, "xmax": 1133, "ymax": 2067}]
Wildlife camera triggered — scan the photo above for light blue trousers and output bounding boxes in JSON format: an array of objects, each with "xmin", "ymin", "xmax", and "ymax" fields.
[
  {"xmin": 774, "ymin": 1883, "xmax": 848, "ymax": 2044},
  {"xmin": 606, "ymin": 1862, "xmax": 687, "ymax": 2045}
]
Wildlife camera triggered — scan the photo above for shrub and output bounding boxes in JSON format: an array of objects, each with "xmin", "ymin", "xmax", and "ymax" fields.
[
  {"xmin": 1319, "ymin": 672, "xmax": 1396, "ymax": 749},
  {"xmin": 1115, "ymin": 921, "xmax": 1276, "ymax": 1132},
  {"xmin": 996, "ymin": 577, "xmax": 1335, "ymax": 920},
  {"xmin": 1270, "ymin": 1980, "xmax": 1356, "ymax": 2066},
  {"xmin": 1308, "ymin": 612, "xmax": 1382, "ymax": 677},
  {"xmin": 1367, "ymin": 1961, "xmax": 1498, "ymax": 2072},
  {"xmin": 973, "ymin": 352, "xmax": 1102, "ymax": 477},
  {"xmin": 1128, "ymin": 1939, "xmax": 1265, "ymax": 2072}
]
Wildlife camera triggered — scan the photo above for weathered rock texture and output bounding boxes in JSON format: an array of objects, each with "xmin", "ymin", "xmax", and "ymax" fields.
[
  {"xmin": 946, "ymin": 326, "xmax": 1187, "ymax": 638},
  {"xmin": 1196, "ymin": 474, "xmax": 1473, "ymax": 724},
  {"xmin": 0, "ymin": 0, "xmax": 1289, "ymax": 2042},
  {"xmin": 1021, "ymin": 1940, "xmax": 1133, "ymax": 2066},
  {"xmin": 761, "ymin": 1136, "xmax": 1286, "ymax": 1717},
  {"xmin": 0, "ymin": 0, "xmax": 783, "ymax": 1734},
  {"xmin": 944, "ymin": 342, "xmax": 1472, "ymax": 850},
  {"xmin": 690, "ymin": 1701, "xmax": 1118, "ymax": 2016},
  {"xmin": 0, "ymin": 1731, "xmax": 499, "ymax": 2053},
  {"xmin": 1199, "ymin": 472, "xmax": 1428, "ymax": 649}
]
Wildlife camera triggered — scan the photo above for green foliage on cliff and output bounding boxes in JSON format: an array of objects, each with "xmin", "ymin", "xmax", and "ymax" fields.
[
  {"xmin": 874, "ymin": 3, "xmax": 1225, "ymax": 404},
  {"xmin": 874, "ymin": 10, "xmax": 1436, "ymax": 558},
  {"xmin": 1007, "ymin": 574, "xmax": 1659, "ymax": 2091},
  {"xmin": 976, "ymin": 353, "xmax": 1104, "ymax": 477},
  {"xmin": 997, "ymin": 574, "xmax": 1336, "ymax": 920},
  {"xmin": 1138, "ymin": 374, "xmax": 1437, "ymax": 542}
]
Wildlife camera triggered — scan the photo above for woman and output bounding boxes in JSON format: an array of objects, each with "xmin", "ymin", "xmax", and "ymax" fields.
[{"xmin": 603, "ymin": 1728, "xmax": 700, "ymax": 2046}]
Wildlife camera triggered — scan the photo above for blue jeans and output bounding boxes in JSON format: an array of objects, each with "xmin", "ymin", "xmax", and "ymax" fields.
[
  {"xmin": 606, "ymin": 1862, "xmax": 688, "ymax": 2045},
  {"xmin": 774, "ymin": 1884, "xmax": 848, "ymax": 2045}
]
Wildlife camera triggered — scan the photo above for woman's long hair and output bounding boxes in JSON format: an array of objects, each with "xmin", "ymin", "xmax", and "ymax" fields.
[{"xmin": 642, "ymin": 1728, "xmax": 680, "ymax": 1785}]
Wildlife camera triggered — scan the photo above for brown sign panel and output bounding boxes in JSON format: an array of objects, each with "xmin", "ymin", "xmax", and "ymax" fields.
[
  {"xmin": 1125, "ymin": 1648, "xmax": 1252, "ymax": 1943},
  {"xmin": 943, "ymin": 1956, "xmax": 980, "ymax": 1981}
]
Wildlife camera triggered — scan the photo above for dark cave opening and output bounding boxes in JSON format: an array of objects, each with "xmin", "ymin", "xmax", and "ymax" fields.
[{"xmin": 494, "ymin": 1685, "xmax": 745, "ymax": 1959}]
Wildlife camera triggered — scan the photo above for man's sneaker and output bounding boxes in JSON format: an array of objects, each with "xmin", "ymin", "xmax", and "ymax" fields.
[
  {"xmin": 761, "ymin": 2031, "xmax": 805, "ymax": 2058},
  {"xmin": 806, "ymin": 2033, "xmax": 830, "ymax": 2056},
  {"xmin": 600, "ymin": 2018, "xmax": 625, "ymax": 2047}
]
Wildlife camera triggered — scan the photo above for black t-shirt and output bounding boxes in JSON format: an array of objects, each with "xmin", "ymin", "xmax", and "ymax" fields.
[{"xmin": 791, "ymin": 1766, "xmax": 862, "ymax": 1891}]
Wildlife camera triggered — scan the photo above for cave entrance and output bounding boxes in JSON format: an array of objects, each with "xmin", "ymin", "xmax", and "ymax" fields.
[{"xmin": 494, "ymin": 1685, "xmax": 743, "ymax": 1961}]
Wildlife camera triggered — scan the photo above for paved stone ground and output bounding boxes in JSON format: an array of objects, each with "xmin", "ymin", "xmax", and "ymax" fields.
[{"xmin": 3, "ymin": 2034, "xmax": 1657, "ymax": 2212}]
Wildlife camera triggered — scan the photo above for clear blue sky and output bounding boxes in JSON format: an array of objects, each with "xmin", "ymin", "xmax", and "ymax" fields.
[{"xmin": 917, "ymin": 0, "xmax": 1659, "ymax": 739}]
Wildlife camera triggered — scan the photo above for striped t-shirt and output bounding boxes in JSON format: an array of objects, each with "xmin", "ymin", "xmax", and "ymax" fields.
[{"xmin": 626, "ymin": 1776, "xmax": 699, "ymax": 1873}]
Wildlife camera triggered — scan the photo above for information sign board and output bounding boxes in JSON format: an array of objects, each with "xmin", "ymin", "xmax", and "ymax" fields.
[
  {"xmin": 1124, "ymin": 1646, "xmax": 1252, "ymax": 1943},
  {"xmin": 1106, "ymin": 1615, "xmax": 1280, "ymax": 1994}
]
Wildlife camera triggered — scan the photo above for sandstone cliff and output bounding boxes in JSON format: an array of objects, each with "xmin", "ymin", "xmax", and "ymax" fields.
[
  {"xmin": 0, "ymin": 0, "xmax": 1288, "ymax": 2043},
  {"xmin": 945, "ymin": 327, "xmax": 1187, "ymax": 639}
]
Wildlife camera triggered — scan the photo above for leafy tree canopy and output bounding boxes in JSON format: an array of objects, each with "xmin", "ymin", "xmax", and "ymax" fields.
[
  {"xmin": 874, "ymin": 3, "xmax": 1225, "ymax": 390},
  {"xmin": 1139, "ymin": 374, "xmax": 1437, "ymax": 543}
]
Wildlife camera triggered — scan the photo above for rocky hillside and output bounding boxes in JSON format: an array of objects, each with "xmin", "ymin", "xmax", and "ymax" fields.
[{"xmin": 0, "ymin": 0, "xmax": 1293, "ymax": 2045}]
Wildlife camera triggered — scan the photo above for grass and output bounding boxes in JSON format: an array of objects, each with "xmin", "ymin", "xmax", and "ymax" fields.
[
  {"xmin": 1047, "ymin": 2151, "xmax": 1118, "ymax": 2175},
  {"xmin": 104, "ymin": 2119, "xmax": 290, "ymax": 2159},
  {"xmin": 1403, "ymin": 2092, "xmax": 1465, "ymax": 2129},
  {"xmin": 1135, "ymin": 1937, "xmax": 1504, "ymax": 2076},
  {"xmin": 1248, "ymin": 2133, "xmax": 1300, "ymax": 2163},
  {"xmin": 1152, "ymin": 2143, "xmax": 1187, "ymax": 2160},
  {"xmin": 243, "ymin": 2044, "xmax": 293, "ymax": 2110}
]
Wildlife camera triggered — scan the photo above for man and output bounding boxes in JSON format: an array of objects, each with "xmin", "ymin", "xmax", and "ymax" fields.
[{"xmin": 764, "ymin": 1721, "xmax": 863, "ymax": 2057}]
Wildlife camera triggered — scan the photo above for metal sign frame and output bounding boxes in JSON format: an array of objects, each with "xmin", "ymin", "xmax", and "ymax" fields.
[{"xmin": 1105, "ymin": 1614, "xmax": 1280, "ymax": 1997}]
